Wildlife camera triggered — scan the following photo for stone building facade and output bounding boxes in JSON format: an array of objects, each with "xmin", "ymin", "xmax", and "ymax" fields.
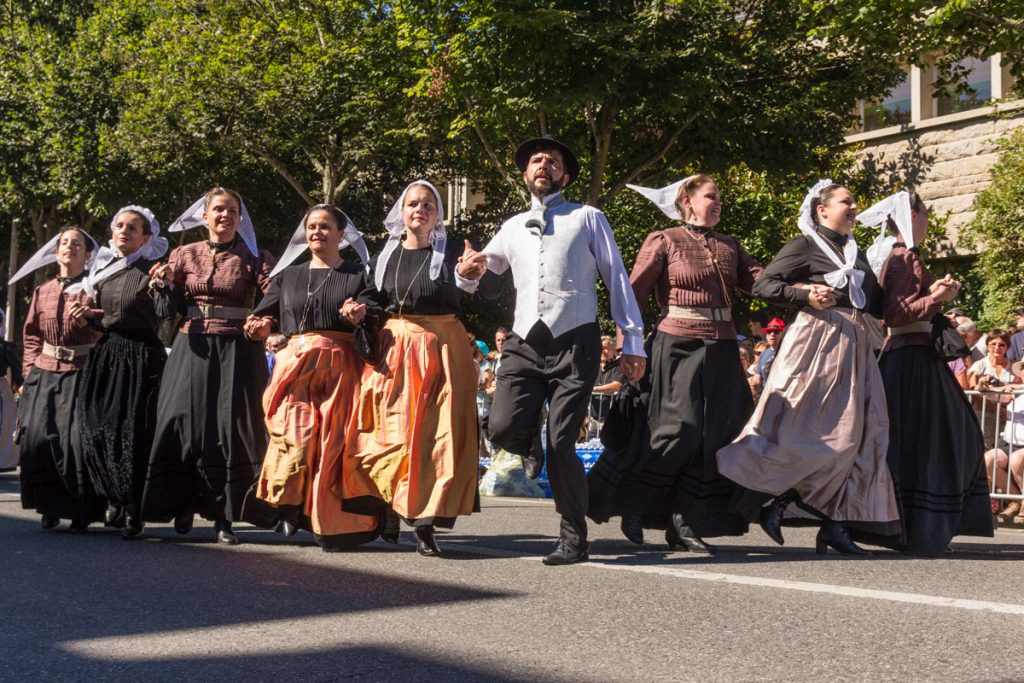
[{"xmin": 846, "ymin": 54, "xmax": 1021, "ymax": 258}]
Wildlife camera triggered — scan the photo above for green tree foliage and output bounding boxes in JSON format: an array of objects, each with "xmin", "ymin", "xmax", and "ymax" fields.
[
  {"xmin": 961, "ymin": 129, "xmax": 1024, "ymax": 328},
  {"xmin": 397, "ymin": 0, "xmax": 917, "ymax": 209}
]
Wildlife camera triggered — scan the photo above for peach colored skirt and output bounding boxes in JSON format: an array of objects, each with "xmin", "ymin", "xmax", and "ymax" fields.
[
  {"xmin": 340, "ymin": 314, "xmax": 478, "ymax": 524},
  {"xmin": 256, "ymin": 331, "xmax": 378, "ymax": 539},
  {"xmin": 717, "ymin": 307, "xmax": 899, "ymax": 524}
]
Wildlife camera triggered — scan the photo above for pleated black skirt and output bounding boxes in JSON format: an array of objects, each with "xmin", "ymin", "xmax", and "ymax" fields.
[
  {"xmin": 879, "ymin": 345, "xmax": 993, "ymax": 555},
  {"xmin": 142, "ymin": 332, "xmax": 268, "ymax": 523},
  {"xmin": 588, "ymin": 332, "xmax": 751, "ymax": 537},
  {"xmin": 78, "ymin": 331, "xmax": 166, "ymax": 512},
  {"xmin": 18, "ymin": 367, "xmax": 105, "ymax": 522}
]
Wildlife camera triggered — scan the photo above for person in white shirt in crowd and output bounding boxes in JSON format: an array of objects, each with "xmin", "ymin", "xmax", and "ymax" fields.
[
  {"xmin": 957, "ymin": 319, "xmax": 986, "ymax": 364},
  {"xmin": 457, "ymin": 134, "xmax": 646, "ymax": 565},
  {"xmin": 982, "ymin": 360, "xmax": 1024, "ymax": 523}
]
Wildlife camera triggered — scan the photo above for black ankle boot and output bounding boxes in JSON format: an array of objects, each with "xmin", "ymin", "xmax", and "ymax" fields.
[
  {"xmin": 174, "ymin": 512, "xmax": 193, "ymax": 535},
  {"xmin": 816, "ymin": 522, "xmax": 871, "ymax": 556},
  {"xmin": 414, "ymin": 525, "xmax": 441, "ymax": 557},
  {"xmin": 122, "ymin": 516, "xmax": 144, "ymax": 540},
  {"xmin": 665, "ymin": 513, "xmax": 716, "ymax": 554},
  {"xmin": 759, "ymin": 493, "xmax": 793, "ymax": 546},
  {"xmin": 41, "ymin": 515, "xmax": 60, "ymax": 530},
  {"xmin": 381, "ymin": 508, "xmax": 401, "ymax": 544},
  {"xmin": 216, "ymin": 519, "xmax": 239, "ymax": 545},
  {"xmin": 104, "ymin": 503, "xmax": 125, "ymax": 528},
  {"xmin": 620, "ymin": 515, "xmax": 644, "ymax": 545}
]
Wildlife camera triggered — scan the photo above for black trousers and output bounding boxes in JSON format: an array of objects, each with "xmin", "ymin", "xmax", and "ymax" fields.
[{"xmin": 488, "ymin": 322, "xmax": 601, "ymax": 544}]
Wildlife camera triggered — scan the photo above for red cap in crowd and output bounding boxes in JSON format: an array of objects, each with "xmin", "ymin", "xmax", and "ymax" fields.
[{"xmin": 764, "ymin": 318, "xmax": 786, "ymax": 332}]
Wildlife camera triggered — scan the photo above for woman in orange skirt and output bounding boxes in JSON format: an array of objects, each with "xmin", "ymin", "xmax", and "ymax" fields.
[
  {"xmin": 341, "ymin": 180, "xmax": 484, "ymax": 557},
  {"xmin": 243, "ymin": 204, "xmax": 381, "ymax": 551}
]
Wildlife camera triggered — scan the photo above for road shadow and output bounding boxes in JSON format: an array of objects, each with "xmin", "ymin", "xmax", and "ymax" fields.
[{"xmin": 2, "ymin": 509, "xmax": 519, "ymax": 678}]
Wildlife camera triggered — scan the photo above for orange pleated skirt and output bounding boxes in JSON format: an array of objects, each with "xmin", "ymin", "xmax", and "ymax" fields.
[
  {"xmin": 340, "ymin": 314, "xmax": 479, "ymax": 525},
  {"xmin": 256, "ymin": 331, "xmax": 379, "ymax": 539}
]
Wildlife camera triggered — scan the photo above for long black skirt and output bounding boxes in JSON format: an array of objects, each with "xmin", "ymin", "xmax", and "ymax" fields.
[
  {"xmin": 142, "ymin": 332, "xmax": 268, "ymax": 523},
  {"xmin": 879, "ymin": 345, "xmax": 993, "ymax": 555},
  {"xmin": 78, "ymin": 331, "xmax": 166, "ymax": 512},
  {"xmin": 588, "ymin": 332, "xmax": 751, "ymax": 537},
  {"xmin": 18, "ymin": 367, "xmax": 105, "ymax": 522}
]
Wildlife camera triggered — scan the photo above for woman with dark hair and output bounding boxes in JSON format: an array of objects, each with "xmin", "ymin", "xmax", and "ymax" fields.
[
  {"xmin": 70, "ymin": 207, "xmax": 169, "ymax": 538},
  {"xmin": 13, "ymin": 226, "xmax": 103, "ymax": 531},
  {"xmin": 717, "ymin": 179, "xmax": 900, "ymax": 555},
  {"xmin": 862, "ymin": 190, "xmax": 992, "ymax": 555},
  {"xmin": 241, "ymin": 204, "xmax": 381, "ymax": 550},
  {"xmin": 340, "ymin": 180, "xmax": 482, "ymax": 557},
  {"xmin": 968, "ymin": 329, "xmax": 1020, "ymax": 390},
  {"xmin": 587, "ymin": 174, "xmax": 762, "ymax": 553},
  {"xmin": 142, "ymin": 187, "xmax": 275, "ymax": 545}
]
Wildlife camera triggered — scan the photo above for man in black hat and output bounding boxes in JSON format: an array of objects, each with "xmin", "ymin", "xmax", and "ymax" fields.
[{"xmin": 457, "ymin": 134, "xmax": 646, "ymax": 565}]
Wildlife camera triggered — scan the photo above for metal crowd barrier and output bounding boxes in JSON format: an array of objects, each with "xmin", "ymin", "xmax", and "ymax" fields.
[{"xmin": 966, "ymin": 388, "xmax": 1024, "ymax": 506}]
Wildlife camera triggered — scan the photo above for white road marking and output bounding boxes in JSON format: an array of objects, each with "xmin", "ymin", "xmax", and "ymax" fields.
[{"xmin": 438, "ymin": 540, "xmax": 1024, "ymax": 615}]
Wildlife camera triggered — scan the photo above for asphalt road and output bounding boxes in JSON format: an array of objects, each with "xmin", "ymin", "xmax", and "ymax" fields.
[{"xmin": 4, "ymin": 470, "xmax": 1024, "ymax": 682}]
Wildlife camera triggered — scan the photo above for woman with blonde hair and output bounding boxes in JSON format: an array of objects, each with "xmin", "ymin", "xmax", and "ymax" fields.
[{"xmin": 340, "ymin": 180, "xmax": 482, "ymax": 557}]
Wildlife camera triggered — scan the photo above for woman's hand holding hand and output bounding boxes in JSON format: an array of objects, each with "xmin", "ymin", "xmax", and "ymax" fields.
[
  {"xmin": 244, "ymin": 315, "xmax": 272, "ymax": 342},
  {"xmin": 340, "ymin": 298, "xmax": 367, "ymax": 325}
]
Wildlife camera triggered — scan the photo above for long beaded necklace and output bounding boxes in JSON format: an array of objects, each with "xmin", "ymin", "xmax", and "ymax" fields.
[
  {"xmin": 394, "ymin": 244, "xmax": 431, "ymax": 317},
  {"xmin": 296, "ymin": 265, "xmax": 335, "ymax": 340}
]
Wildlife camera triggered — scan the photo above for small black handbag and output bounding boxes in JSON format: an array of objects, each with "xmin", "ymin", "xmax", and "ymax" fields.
[
  {"xmin": 931, "ymin": 312, "xmax": 969, "ymax": 361},
  {"xmin": 353, "ymin": 309, "xmax": 387, "ymax": 366}
]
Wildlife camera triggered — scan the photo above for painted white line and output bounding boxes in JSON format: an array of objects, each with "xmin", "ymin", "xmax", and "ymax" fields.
[{"xmin": 436, "ymin": 540, "xmax": 1024, "ymax": 615}]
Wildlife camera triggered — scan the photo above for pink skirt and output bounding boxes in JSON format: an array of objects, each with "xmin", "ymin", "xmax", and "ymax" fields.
[{"xmin": 717, "ymin": 307, "xmax": 899, "ymax": 524}]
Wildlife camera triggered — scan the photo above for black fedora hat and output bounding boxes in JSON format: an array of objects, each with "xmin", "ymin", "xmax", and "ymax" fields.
[{"xmin": 514, "ymin": 134, "xmax": 581, "ymax": 187}]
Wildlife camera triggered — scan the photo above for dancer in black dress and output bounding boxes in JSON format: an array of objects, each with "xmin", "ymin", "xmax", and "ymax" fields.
[
  {"xmin": 862, "ymin": 190, "xmax": 992, "ymax": 555},
  {"xmin": 12, "ymin": 226, "xmax": 103, "ymax": 531},
  {"xmin": 142, "ymin": 188, "xmax": 275, "ymax": 545},
  {"xmin": 70, "ymin": 206, "xmax": 168, "ymax": 538}
]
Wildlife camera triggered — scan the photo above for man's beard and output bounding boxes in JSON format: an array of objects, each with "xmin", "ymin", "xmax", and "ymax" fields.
[{"xmin": 526, "ymin": 175, "xmax": 562, "ymax": 199}]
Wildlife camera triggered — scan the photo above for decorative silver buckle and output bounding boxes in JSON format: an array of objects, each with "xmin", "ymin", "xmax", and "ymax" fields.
[
  {"xmin": 199, "ymin": 303, "xmax": 213, "ymax": 318},
  {"xmin": 54, "ymin": 346, "xmax": 75, "ymax": 362}
]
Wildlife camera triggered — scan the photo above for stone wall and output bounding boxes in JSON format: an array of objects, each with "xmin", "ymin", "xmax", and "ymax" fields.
[{"xmin": 847, "ymin": 102, "xmax": 1024, "ymax": 257}]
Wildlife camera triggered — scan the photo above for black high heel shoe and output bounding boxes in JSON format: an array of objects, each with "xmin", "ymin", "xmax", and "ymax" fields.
[
  {"xmin": 380, "ymin": 508, "xmax": 401, "ymax": 544},
  {"xmin": 122, "ymin": 516, "xmax": 144, "ymax": 540},
  {"xmin": 815, "ymin": 522, "xmax": 871, "ymax": 556},
  {"xmin": 216, "ymin": 520, "xmax": 240, "ymax": 545},
  {"xmin": 620, "ymin": 515, "xmax": 644, "ymax": 545},
  {"xmin": 105, "ymin": 503, "xmax": 125, "ymax": 529},
  {"xmin": 41, "ymin": 515, "xmax": 60, "ymax": 530},
  {"xmin": 759, "ymin": 493, "xmax": 793, "ymax": 546},
  {"xmin": 665, "ymin": 514, "xmax": 716, "ymax": 554},
  {"xmin": 174, "ymin": 513, "xmax": 193, "ymax": 535},
  {"xmin": 414, "ymin": 525, "xmax": 441, "ymax": 557}
]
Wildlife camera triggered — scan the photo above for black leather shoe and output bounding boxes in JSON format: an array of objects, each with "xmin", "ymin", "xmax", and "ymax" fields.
[
  {"xmin": 759, "ymin": 495, "xmax": 790, "ymax": 546},
  {"xmin": 41, "ymin": 515, "xmax": 60, "ymax": 530},
  {"xmin": 620, "ymin": 515, "xmax": 644, "ymax": 545},
  {"xmin": 521, "ymin": 454, "xmax": 544, "ymax": 480},
  {"xmin": 542, "ymin": 538, "xmax": 589, "ymax": 565},
  {"xmin": 278, "ymin": 520, "xmax": 298, "ymax": 537},
  {"xmin": 174, "ymin": 513, "xmax": 193, "ymax": 535},
  {"xmin": 666, "ymin": 515, "xmax": 716, "ymax": 554},
  {"xmin": 381, "ymin": 509, "xmax": 401, "ymax": 544},
  {"xmin": 217, "ymin": 529, "xmax": 240, "ymax": 545},
  {"xmin": 68, "ymin": 518, "xmax": 89, "ymax": 534},
  {"xmin": 122, "ymin": 516, "xmax": 144, "ymax": 540},
  {"xmin": 815, "ymin": 522, "xmax": 871, "ymax": 556},
  {"xmin": 104, "ymin": 504, "xmax": 125, "ymax": 528},
  {"xmin": 414, "ymin": 525, "xmax": 441, "ymax": 557}
]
